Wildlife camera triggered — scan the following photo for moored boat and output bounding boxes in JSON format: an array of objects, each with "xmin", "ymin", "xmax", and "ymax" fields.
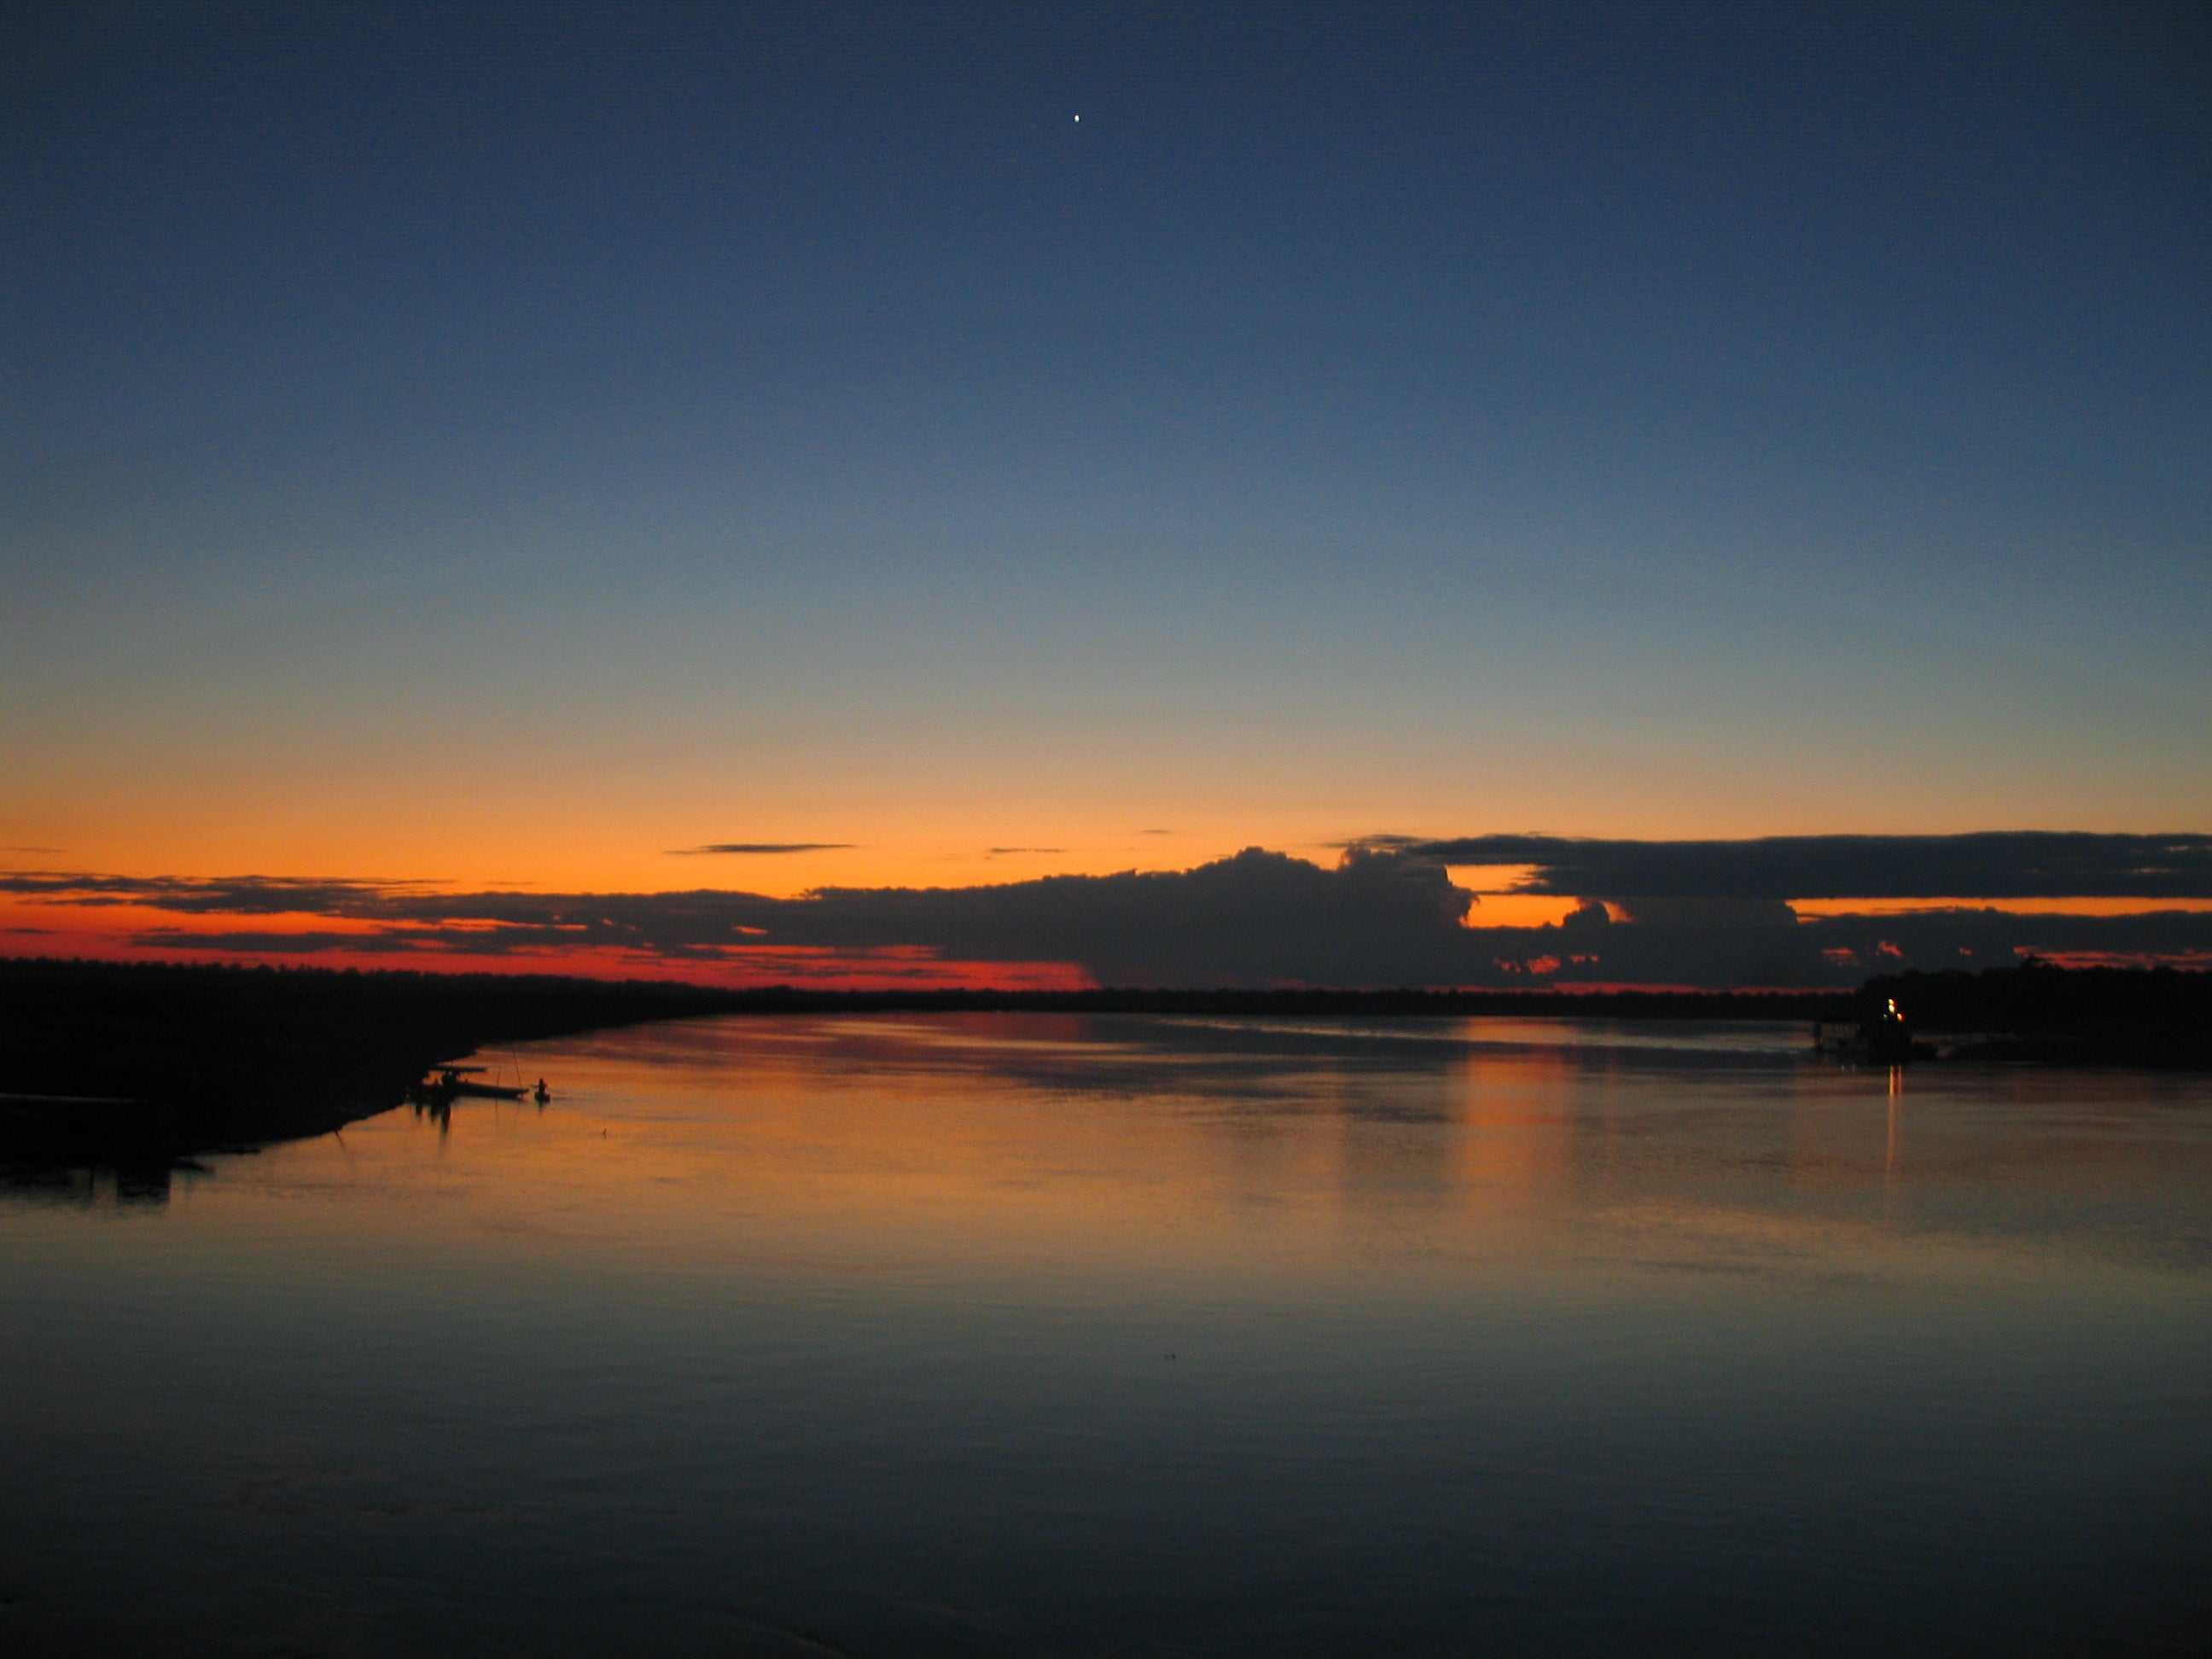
[
  {"xmin": 411, "ymin": 1066, "xmax": 530, "ymax": 1103},
  {"xmin": 1810, "ymin": 997, "xmax": 1934, "ymax": 1064}
]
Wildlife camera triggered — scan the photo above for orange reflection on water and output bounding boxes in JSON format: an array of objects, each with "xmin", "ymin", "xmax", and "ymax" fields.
[
  {"xmin": 189, "ymin": 1017, "xmax": 1610, "ymax": 1292},
  {"xmin": 166, "ymin": 1014, "xmax": 2211, "ymax": 1321},
  {"xmin": 1442, "ymin": 1040, "xmax": 1580, "ymax": 1208}
]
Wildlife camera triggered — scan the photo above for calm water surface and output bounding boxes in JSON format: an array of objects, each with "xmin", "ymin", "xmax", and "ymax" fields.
[{"xmin": 5, "ymin": 1015, "xmax": 2209, "ymax": 1655}]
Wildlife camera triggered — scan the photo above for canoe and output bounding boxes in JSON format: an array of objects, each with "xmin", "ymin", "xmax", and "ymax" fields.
[{"xmin": 445, "ymin": 1080, "xmax": 527, "ymax": 1100}]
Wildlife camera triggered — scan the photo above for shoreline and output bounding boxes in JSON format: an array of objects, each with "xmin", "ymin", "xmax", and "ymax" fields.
[
  {"xmin": 0, "ymin": 959, "xmax": 763, "ymax": 1162},
  {"xmin": 3, "ymin": 958, "xmax": 2206, "ymax": 1162}
]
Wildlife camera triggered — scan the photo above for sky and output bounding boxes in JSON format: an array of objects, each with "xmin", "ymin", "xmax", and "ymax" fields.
[{"xmin": 5, "ymin": 2, "xmax": 2209, "ymax": 987}]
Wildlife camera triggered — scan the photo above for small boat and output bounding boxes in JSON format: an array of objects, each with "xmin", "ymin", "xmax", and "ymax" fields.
[
  {"xmin": 1810, "ymin": 998, "xmax": 1934, "ymax": 1064},
  {"xmin": 448, "ymin": 1078, "xmax": 528, "ymax": 1101},
  {"xmin": 413, "ymin": 1067, "xmax": 529, "ymax": 1102}
]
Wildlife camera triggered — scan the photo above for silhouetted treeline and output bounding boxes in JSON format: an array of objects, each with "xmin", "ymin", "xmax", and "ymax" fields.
[{"xmin": 1860, "ymin": 960, "xmax": 2212, "ymax": 1064}]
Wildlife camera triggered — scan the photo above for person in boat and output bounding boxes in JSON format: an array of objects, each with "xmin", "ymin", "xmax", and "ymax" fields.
[{"xmin": 533, "ymin": 1078, "xmax": 550, "ymax": 1105}]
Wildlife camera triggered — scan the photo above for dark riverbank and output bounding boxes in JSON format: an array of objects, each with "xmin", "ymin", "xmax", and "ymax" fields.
[
  {"xmin": 0, "ymin": 959, "xmax": 761, "ymax": 1161},
  {"xmin": 1860, "ymin": 962, "xmax": 2212, "ymax": 1066}
]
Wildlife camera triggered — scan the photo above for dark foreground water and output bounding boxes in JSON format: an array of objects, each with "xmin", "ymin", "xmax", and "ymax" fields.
[{"xmin": 4, "ymin": 1014, "xmax": 2209, "ymax": 1656}]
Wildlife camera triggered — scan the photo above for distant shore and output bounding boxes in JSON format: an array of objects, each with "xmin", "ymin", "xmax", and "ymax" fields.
[
  {"xmin": 3, "ymin": 957, "xmax": 2205, "ymax": 1161},
  {"xmin": 1858, "ymin": 961, "xmax": 2212, "ymax": 1068}
]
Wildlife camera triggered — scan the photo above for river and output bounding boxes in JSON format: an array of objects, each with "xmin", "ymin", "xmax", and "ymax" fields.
[{"xmin": 4, "ymin": 1013, "xmax": 2207, "ymax": 1654}]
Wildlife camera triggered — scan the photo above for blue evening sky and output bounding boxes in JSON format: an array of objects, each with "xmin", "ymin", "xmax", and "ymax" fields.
[{"xmin": 6, "ymin": 2, "xmax": 2208, "ymax": 865}]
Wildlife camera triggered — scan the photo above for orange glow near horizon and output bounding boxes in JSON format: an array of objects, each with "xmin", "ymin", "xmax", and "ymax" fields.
[
  {"xmin": 0, "ymin": 898, "xmax": 1096, "ymax": 990},
  {"xmin": 6, "ymin": 856, "xmax": 2207, "ymax": 989},
  {"xmin": 1453, "ymin": 886, "xmax": 1585, "ymax": 928}
]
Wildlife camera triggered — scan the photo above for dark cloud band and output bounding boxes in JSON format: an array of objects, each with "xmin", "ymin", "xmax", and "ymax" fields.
[
  {"xmin": 1412, "ymin": 833, "xmax": 2212, "ymax": 900},
  {"xmin": 0, "ymin": 871, "xmax": 436, "ymax": 912},
  {"xmin": 9, "ymin": 838, "xmax": 2211, "ymax": 989},
  {"xmin": 667, "ymin": 843, "xmax": 854, "ymax": 856}
]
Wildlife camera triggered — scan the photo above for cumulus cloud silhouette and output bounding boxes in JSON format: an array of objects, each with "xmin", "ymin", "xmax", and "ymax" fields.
[
  {"xmin": 9, "ymin": 840, "xmax": 2212, "ymax": 987},
  {"xmin": 5, "ymin": 851, "xmax": 1477, "ymax": 985}
]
